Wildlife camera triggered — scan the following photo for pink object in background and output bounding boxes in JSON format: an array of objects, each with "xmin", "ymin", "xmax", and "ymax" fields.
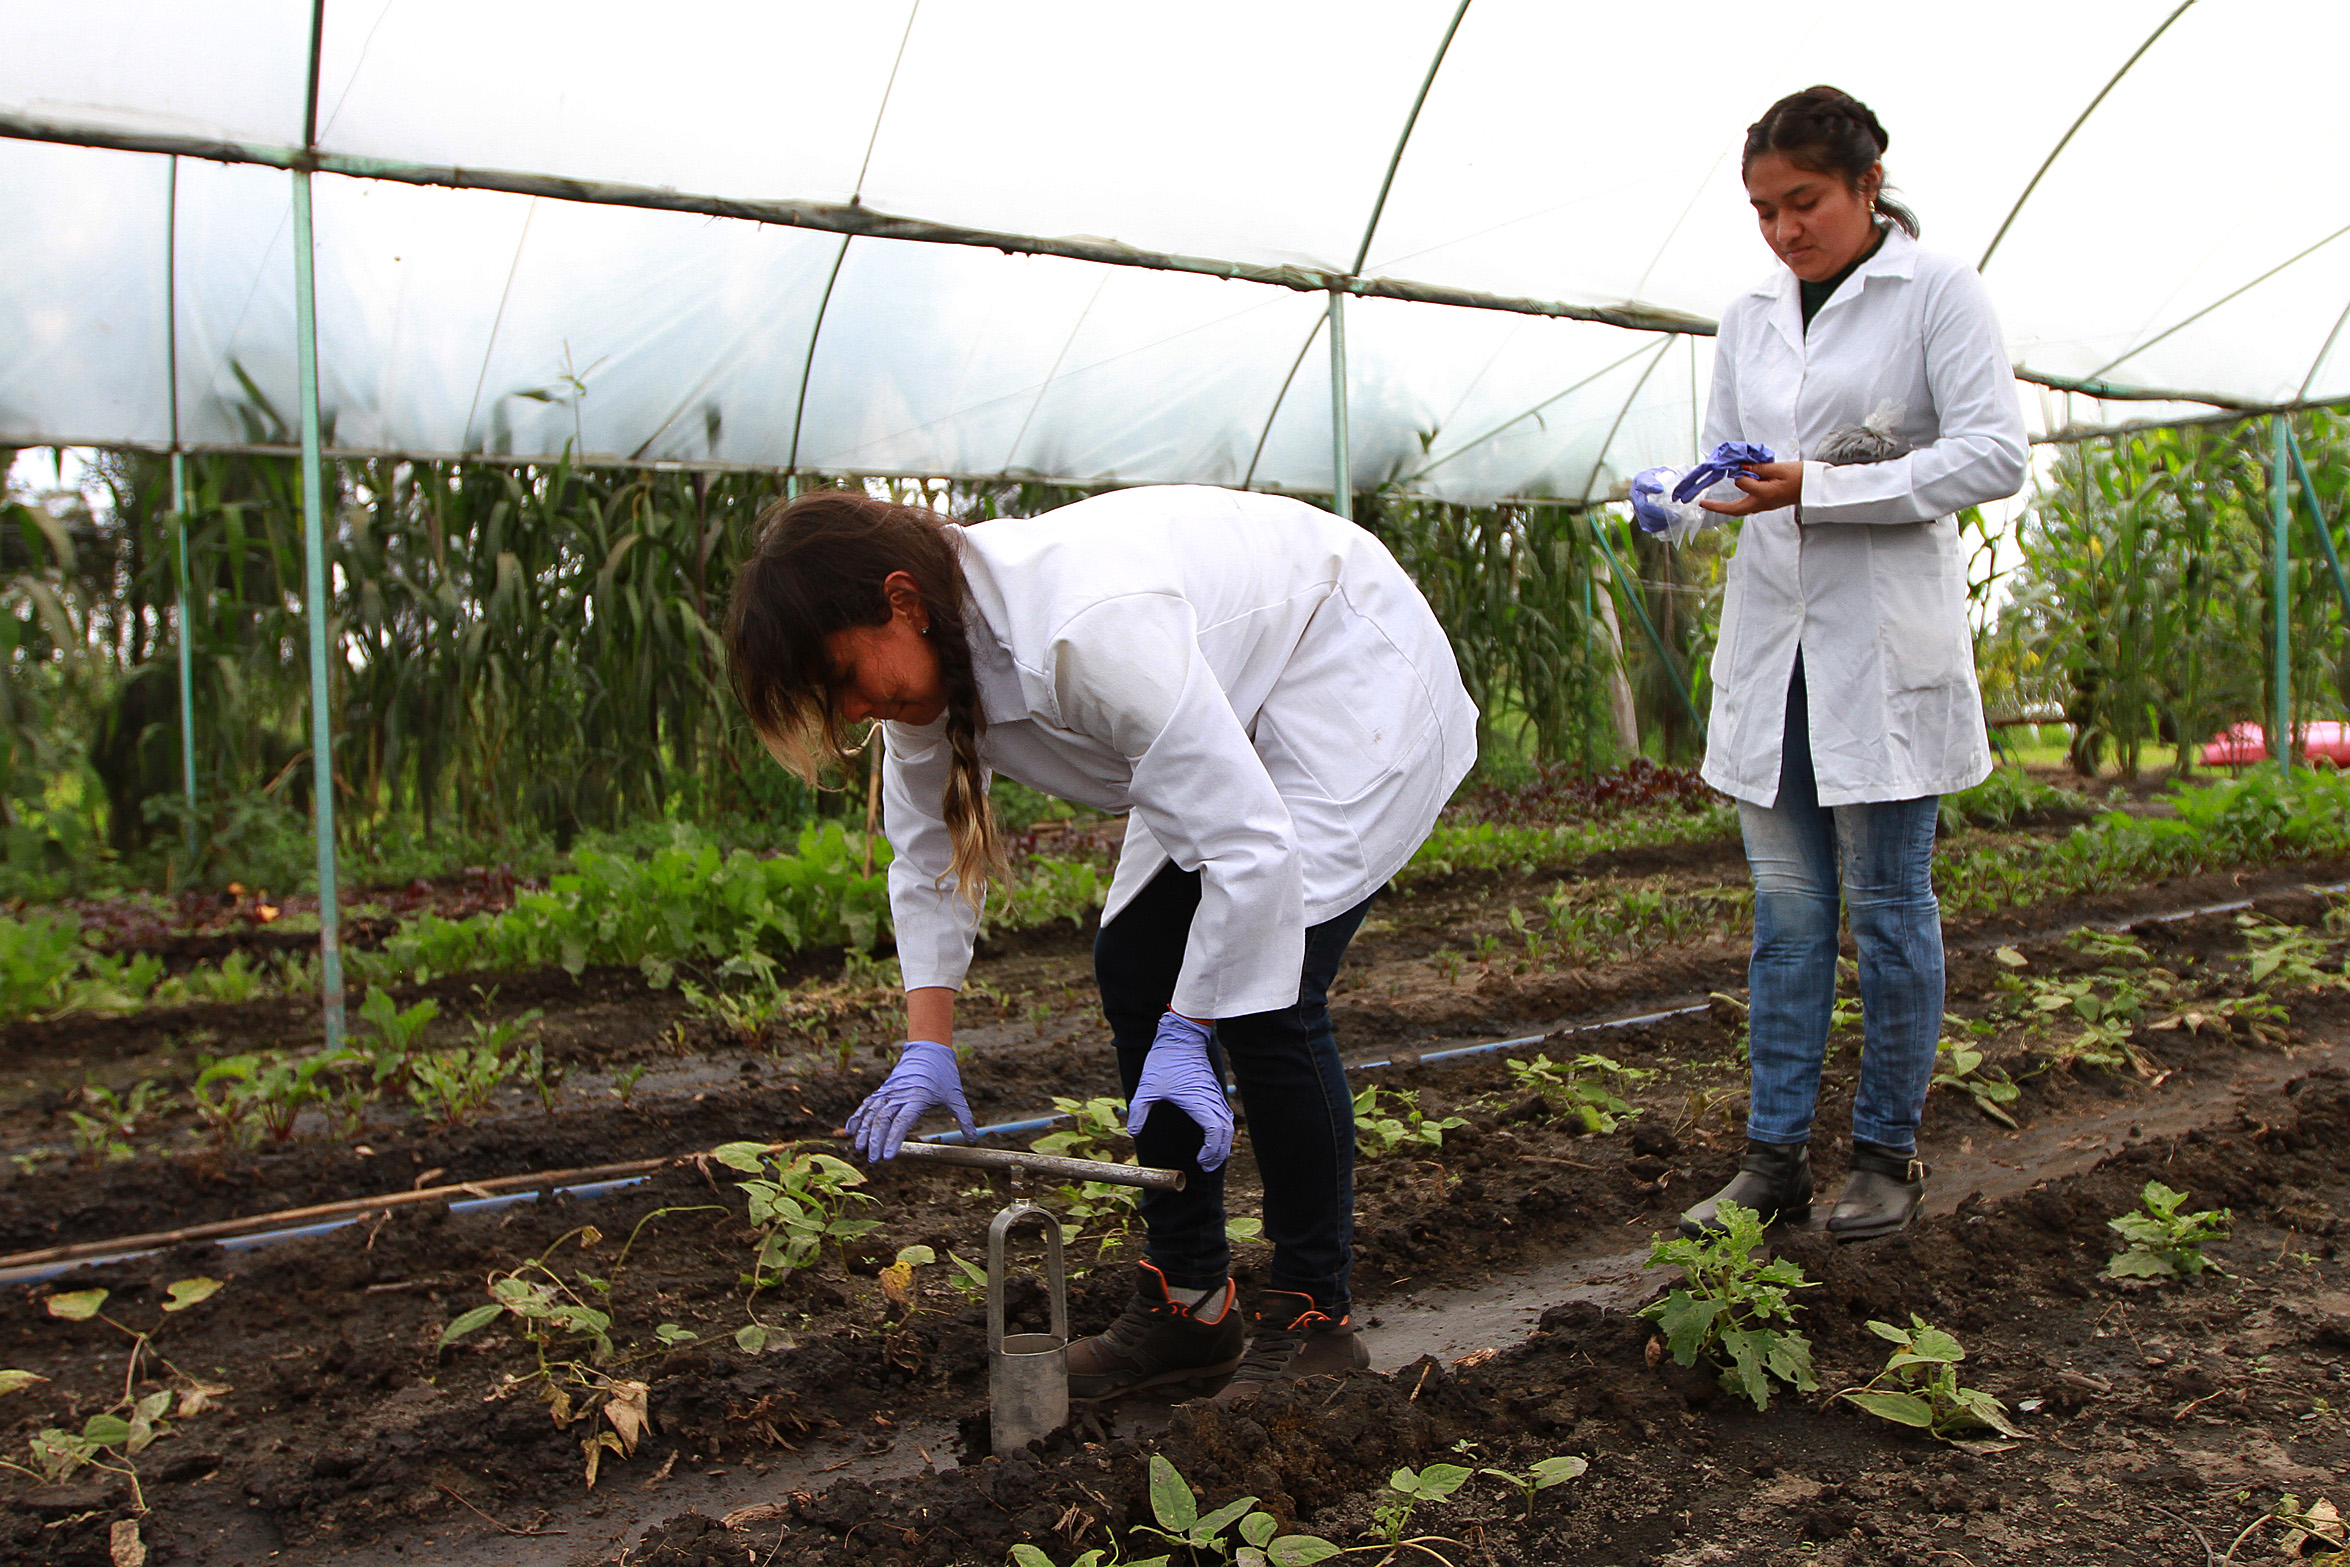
[{"xmin": 2202, "ymin": 721, "xmax": 2350, "ymax": 767}]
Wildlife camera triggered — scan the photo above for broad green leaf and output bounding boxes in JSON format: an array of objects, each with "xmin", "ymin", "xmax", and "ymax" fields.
[
  {"xmin": 45, "ymin": 1290, "xmax": 107, "ymax": 1322},
  {"xmin": 736, "ymin": 1323, "xmax": 769, "ymax": 1354},
  {"xmin": 439, "ymin": 1303, "xmax": 504, "ymax": 1346},
  {"xmin": 1954, "ymin": 1389, "xmax": 2026, "ymax": 1438},
  {"xmin": 894, "ymin": 1244, "xmax": 937, "ymax": 1267},
  {"xmin": 81, "ymin": 1413, "xmax": 132, "ymax": 1447},
  {"xmin": 1267, "ymin": 1536, "xmax": 1343, "ymax": 1566},
  {"xmin": 1193, "ymin": 1496, "xmax": 1259, "ymax": 1540},
  {"xmin": 1865, "ymin": 1319, "xmax": 1912, "ymax": 1345},
  {"xmin": 163, "ymin": 1277, "xmax": 224, "ymax": 1312},
  {"xmin": 2103, "ymin": 1250, "xmax": 2173, "ymax": 1279},
  {"xmin": 1843, "ymin": 1390, "xmax": 1935, "ymax": 1427},
  {"xmin": 1009, "ymin": 1547, "xmax": 1055, "ymax": 1567},
  {"xmin": 655, "ymin": 1324, "xmax": 698, "ymax": 1345},
  {"xmin": 0, "ymin": 1370, "xmax": 45, "ymax": 1396},
  {"xmin": 1240, "ymin": 1511, "xmax": 1277, "ymax": 1548},
  {"xmin": 1413, "ymin": 1463, "xmax": 1472, "ymax": 1499},
  {"xmin": 1529, "ymin": 1455, "xmax": 1588, "ymax": 1486},
  {"xmin": 1149, "ymin": 1454, "xmax": 1199, "ymax": 1531}
]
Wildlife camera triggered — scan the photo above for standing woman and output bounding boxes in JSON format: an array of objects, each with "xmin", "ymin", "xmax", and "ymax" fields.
[
  {"xmin": 727, "ymin": 485, "xmax": 1477, "ymax": 1399},
  {"xmin": 1676, "ymin": 87, "xmax": 2026, "ymax": 1243}
]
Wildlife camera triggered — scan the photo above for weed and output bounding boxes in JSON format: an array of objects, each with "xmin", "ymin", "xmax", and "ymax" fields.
[
  {"xmin": 1838, "ymin": 1315, "xmax": 2023, "ymax": 1440},
  {"xmin": 518, "ymin": 1040, "xmax": 565, "ymax": 1113},
  {"xmin": 64, "ymin": 1079, "xmax": 163, "ymax": 1164},
  {"xmin": 1639, "ymin": 1201, "xmax": 1818, "ymax": 1410},
  {"xmin": 189, "ymin": 1054, "xmax": 262, "ymax": 1149},
  {"xmin": 2105, "ymin": 1180, "xmax": 2232, "ymax": 1280},
  {"xmin": 609, "ymin": 1061, "xmax": 648, "ymax": 1106},
  {"xmin": 408, "ymin": 1044, "xmax": 510, "ymax": 1125}
]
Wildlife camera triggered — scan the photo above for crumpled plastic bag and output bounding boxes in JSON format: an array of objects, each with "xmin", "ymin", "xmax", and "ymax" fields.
[
  {"xmin": 1813, "ymin": 399, "xmax": 1909, "ymax": 465},
  {"xmin": 1631, "ymin": 441, "xmax": 1776, "ymax": 545}
]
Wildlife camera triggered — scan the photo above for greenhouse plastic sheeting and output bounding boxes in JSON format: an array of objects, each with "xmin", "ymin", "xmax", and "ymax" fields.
[{"xmin": 5, "ymin": 0, "xmax": 2348, "ymax": 503}]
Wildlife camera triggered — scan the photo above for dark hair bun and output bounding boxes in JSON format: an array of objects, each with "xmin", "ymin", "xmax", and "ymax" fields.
[{"xmin": 1743, "ymin": 85, "xmax": 1915, "ymax": 235}]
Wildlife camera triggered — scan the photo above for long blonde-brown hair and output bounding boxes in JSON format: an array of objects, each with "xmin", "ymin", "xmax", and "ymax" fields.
[{"xmin": 724, "ymin": 490, "xmax": 1002, "ymax": 905}]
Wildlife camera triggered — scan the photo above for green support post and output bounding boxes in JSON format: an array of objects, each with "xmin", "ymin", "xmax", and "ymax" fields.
[
  {"xmin": 2285, "ymin": 426, "xmax": 2350, "ymax": 626},
  {"xmin": 166, "ymin": 157, "xmax": 197, "ymax": 850},
  {"xmin": 293, "ymin": 170, "xmax": 345, "ymax": 1047},
  {"xmin": 2273, "ymin": 414, "xmax": 2293, "ymax": 771},
  {"xmin": 1326, "ymin": 291, "xmax": 1353, "ymax": 520}
]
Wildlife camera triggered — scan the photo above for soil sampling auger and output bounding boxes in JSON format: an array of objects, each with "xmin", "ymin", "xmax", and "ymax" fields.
[{"xmin": 882, "ymin": 1141, "xmax": 1185, "ymax": 1453}]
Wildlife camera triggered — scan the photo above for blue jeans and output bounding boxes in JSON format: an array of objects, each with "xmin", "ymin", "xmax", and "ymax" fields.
[
  {"xmin": 1739, "ymin": 659, "xmax": 1942, "ymax": 1153},
  {"xmin": 1095, "ymin": 862, "xmax": 1370, "ymax": 1314}
]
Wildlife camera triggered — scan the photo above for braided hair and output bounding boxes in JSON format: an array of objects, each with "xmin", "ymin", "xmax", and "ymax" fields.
[
  {"xmin": 1742, "ymin": 85, "xmax": 1919, "ymax": 238},
  {"xmin": 725, "ymin": 489, "xmax": 1003, "ymax": 907}
]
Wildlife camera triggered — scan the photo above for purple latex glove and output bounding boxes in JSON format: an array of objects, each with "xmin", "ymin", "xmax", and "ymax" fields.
[
  {"xmin": 1629, "ymin": 465, "xmax": 1682, "ymax": 534},
  {"xmin": 1671, "ymin": 440, "xmax": 1776, "ymax": 504},
  {"xmin": 1125, "ymin": 1012, "xmax": 1234, "ymax": 1172},
  {"xmin": 845, "ymin": 1040, "xmax": 977, "ymax": 1161}
]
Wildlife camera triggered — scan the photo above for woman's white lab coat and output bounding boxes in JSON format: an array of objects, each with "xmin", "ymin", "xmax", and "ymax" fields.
[
  {"xmin": 1698, "ymin": 224, "xmax": 2028, "ymax": 808},
  {"xmin": 882, "ymin": 485, "xmax": 1478, "ymax": 1021}
]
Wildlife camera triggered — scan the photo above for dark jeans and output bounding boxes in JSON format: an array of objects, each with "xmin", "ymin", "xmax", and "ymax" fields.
[{"xmin": 1095, "ymin": 862, "xmax": 1370, "ymax": 1315}]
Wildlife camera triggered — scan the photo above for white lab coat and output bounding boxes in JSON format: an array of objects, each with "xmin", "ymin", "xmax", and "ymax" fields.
[
  {"xmin": 883, "ymin": 486, "xmax": 1478, "ymax": 1020},
  {"xmin": 1698, "ymin": 225, "xmax": 2027, "ymax": 808}
]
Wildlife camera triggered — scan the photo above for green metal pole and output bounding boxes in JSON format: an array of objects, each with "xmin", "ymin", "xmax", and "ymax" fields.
[
  {"xmin": 166, "ymin": 158, "xmax": 196, "ymax": 847},
  {"xmin": 293, "ymin": 170, "xmax": 345, "ymax": 1047},
  {"xmin": 1327, "ymin": 291, "xmax": 1352, "ymax": 520},
  {"xmin": 2285, "ymin": 426, "xmax": 2350, "ymax": 626},
  {"xmin": 2273, "ymin": 413, "xmax": 2292, "ymax": 771}
]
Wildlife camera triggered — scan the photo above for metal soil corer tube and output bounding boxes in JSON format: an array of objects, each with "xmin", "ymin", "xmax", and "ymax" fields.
[{"xmin": 986, "ymin": 1197, "xmax": 1069, "ymax": 1455}]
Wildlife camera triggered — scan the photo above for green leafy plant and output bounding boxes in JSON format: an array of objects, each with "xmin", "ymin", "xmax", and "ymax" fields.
[
  {"xmin": 1931, "ymin": 1039, "xmax": 2020, "ymax": 1127},
  {"xmin": 1837, "ymin": 1316, "xmax": 2023, "ymax": 1440},
  {"xmin": 2235, "ymin": 913, "xmax": 2350, "ymax": 993},
  {"xmin": 609, "ymin": 1060, "xmax": 648, "ymax": 1106},
  {"xmin": 408, "ymin": 1044, "xmax": 511, "ymax": 1126},
  {"xmin": 1639, "ymin": 1200, "xmax": 1817, "ymax": 1410},
  {"xmin": 437, "ymin": 1219, "xmax": 703, "ymax": 1486},
  {"xmin": 1476, "ymin": 1454, "xmax": 1588, "ymax": 1519},
  {"xmin": 1369, "ymin": 1462, "xmax": 1472, "ymax": 1551},
  {"xmin": 1352, "ymin": 1084, "xmax": 1468, "ymax": 1158},
  {"xmin": 6, "ymin": 1278, "xmax": 226, "ymax": 1510},
  {"xmin": 1130, "ymin": 1452, "xmax": 1339, "ymax": 1565},
  {"xmin": 1034, "ymin": 1095, "xmax": 1130, "ymax": 1162},
  {"xmin": 2105, "ymin": 1180, "xmax": 2232, "ymax": 1280},
  {"xmin": 189, "ymin": 1054, "xmax": 263, "ymax": 1149},
  {"xmin": 64, "ymin": 1079, "xmax": 163, "ymax": 1164},
  {"xmin": 1506, "ymin": 1052, "xmax": 1646, "ymax": 1133},
  {"xmin": 713, "ymin": 1141, "xmax": 879, "ymax": 1350}
]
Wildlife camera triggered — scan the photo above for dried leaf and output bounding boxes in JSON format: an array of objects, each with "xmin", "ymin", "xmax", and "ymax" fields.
[
  {"xmin": 602, "ymin": 1378, "xmax": 652, "ymax": 1454},
  {"xmin": 582, "ymin": 1428, "xmax": 625, "ymax": 1489},
  {"xmin": 109, "ymin": 1518, "xmax": 146, "ymax": 1567},
  {"xmin": 177, "ymin": 1378, "xmax": 233, "ymax": 1417},
  {"xmin": 879, "ymin": 1261, "xmax": 915, "ymax": 1307},
  {"xmin": 0, "ymin": 1370, "xmax": 47, "ymax": 1396}
]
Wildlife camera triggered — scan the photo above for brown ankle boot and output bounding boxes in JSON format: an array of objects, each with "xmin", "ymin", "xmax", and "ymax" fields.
[
  {"xmin": 1065, "ymin": 1262, "xmax": 1243, "ymax": 1400},
  {"xmin": 1211, "ymin": 1290, "xmax": 1369, "ymax": 1406}
]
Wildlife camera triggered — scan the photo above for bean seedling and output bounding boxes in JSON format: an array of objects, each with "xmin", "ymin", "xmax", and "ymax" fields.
[
  {"xmin": 1837, "ymin": 1315, "xmax": 2023, "ymax": 1440},
  {"xmin": 1477, "ymin": 1454, "xmax": 1588, "ymax": 1519},
  {"xmin": 2105, "ymin": 1179, "xmax": 2232, "ymax": 1280},
  {"xmin": 1353, "ymin": 1083, "xmax": 1468, "ymax": 1158},
  {"xmin": 1127, "ymin": 1451, "xmax": 1342, "ymax": 1565},
  {"xmin": 1639, "ymin": 1201, "xmax": 1817, "ymax": 1410}
]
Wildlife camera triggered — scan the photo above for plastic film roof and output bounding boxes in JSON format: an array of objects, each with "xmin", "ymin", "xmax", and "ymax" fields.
[{"xmin": 4, "ymin": 0, "xmax": 2348, "ymax": 504}]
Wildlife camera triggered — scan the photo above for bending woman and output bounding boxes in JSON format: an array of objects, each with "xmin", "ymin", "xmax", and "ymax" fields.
[
  {"xmin": 1676, "ymin": 86, "xmax": 2026, "ymax": 1244},
  {"xmin": 727, "ymin": 484, "xmax": 1476, "ymax": 1399}
]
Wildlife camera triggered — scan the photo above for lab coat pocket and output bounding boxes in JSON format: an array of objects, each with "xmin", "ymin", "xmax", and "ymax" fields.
[
  {"xmin": 1256, "ymin": 598, "xmax": 1437, "ymax": 806},
  {"xmin": 1871, "ymin": 569, "xmax": 1970, "ymax": 694}
]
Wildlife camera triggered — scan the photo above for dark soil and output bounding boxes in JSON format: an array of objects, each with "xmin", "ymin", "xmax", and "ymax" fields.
[{"xmin": 9, "ymin": 843, "xmax": 2350, "ymax": 1565}]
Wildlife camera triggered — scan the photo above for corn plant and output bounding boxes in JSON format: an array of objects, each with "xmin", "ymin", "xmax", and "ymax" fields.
[
  {"xmin": 1639, "ymin": 1201, "xmax": 1817, "ymax": 1410},
  {"xmin": 2105, "ymin": 1180, "xmax": 2232, "ymax": 1280},
  {"xmin": 1838, "ymin": 1316, "xmax": 2023, "ymax": 1440}
]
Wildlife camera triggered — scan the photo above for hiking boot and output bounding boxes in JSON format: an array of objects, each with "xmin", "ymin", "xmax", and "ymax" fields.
[
  {"xmin": 1827, "ymin": 1142, "xmax": 1927, "ymax": 1243},
  {"xmin": 1211, "ymin": 1290, "xmax": 1369, "ymax": 1406},
  {"xmin": 1677, "ymin": 1139, "xmax": 1813, "ymax": 1238},
  {"xmin": 1065, "ymin": 1262, "xmax": 1244, "ymax": 1400}
]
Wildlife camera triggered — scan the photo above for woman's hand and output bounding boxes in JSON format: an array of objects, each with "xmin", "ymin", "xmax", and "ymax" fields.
[
  {"xmin": 845, "ymin": 1040, "xmax": 977, "ymax": 1160},
  {"xmin": 1127, "ymin": 1012, "xmax": 1234, "ymax": 1171},
  {"xmin": 1698, "ymin": 459, "xmax": 1804, "ymax": 516}
]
